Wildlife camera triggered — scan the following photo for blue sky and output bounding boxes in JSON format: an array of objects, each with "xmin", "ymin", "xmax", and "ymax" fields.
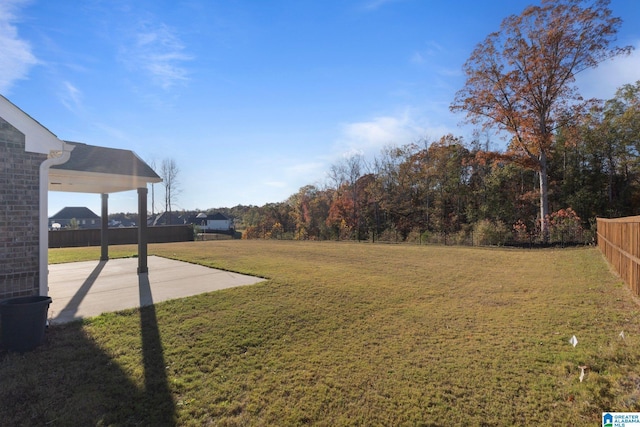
[{"xmin": 2, "ymin": 0, "xmax": 639, "ymax": 216}]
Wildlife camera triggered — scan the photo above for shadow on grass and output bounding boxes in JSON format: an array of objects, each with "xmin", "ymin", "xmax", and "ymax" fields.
[
  {"xmin": 0, "ymin": 273, "xmax": 176, "ymax": 426},
  {"xmin": 139, "ymin": 273, "xmax": 176, "ymax": 425}
]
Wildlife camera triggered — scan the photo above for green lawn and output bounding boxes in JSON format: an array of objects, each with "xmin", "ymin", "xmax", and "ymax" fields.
[{"xmin": 2, "ymin": 241, "xmax": 640, "ymax": 426}]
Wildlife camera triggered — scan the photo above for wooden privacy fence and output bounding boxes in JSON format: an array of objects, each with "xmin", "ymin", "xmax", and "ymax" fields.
[
  {"xmin": 49, "ymin": 225, "xmax": 194, "ymax": 248},
  {"xmin": 597, "ymin": 216, "xmax": 640, "ymax": 296}
]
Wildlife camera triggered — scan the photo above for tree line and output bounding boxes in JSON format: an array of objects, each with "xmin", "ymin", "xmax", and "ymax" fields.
[
  {"xmin": 237, "ymin": 81, "xmax": 638, "ymax": 245},
  {"xmin": 238, "ymin": 0, "xmax": 638, "ymax": 245},
  {"xmin": 114, "ymin": 77, "xmax": 639, "ymax": 246}
]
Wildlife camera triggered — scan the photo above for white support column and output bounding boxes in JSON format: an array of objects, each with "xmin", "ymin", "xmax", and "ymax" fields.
[
  {"xmin": 39, "ymin": 145, "xmax": 74, "ymax": 296},
  {"xmin": 101, "ymin": 193, "xmax": 109, "ymax": 261},
  {"xmin": 138, "ymin": 187, "xmax": 148, "ymax": 274}
]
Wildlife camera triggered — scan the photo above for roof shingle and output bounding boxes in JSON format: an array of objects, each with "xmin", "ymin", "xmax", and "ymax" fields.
[
  {"xmin": 50, "ymin": 206, "xmax": 100, "ymax": 220},
  {"xmin": 52, "ymin": 142, "xmax": 160, "ymax": 179}
]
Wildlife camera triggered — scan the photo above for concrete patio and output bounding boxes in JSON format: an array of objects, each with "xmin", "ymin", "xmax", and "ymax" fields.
[{"xmin": 48, "ymin": 256, "xmax": 266, "ymax": 324}]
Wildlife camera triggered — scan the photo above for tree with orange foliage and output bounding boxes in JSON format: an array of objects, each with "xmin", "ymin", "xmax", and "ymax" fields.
[{"xmin": 451, "ymin": 0, "xmax": 631, "ymax": 240}]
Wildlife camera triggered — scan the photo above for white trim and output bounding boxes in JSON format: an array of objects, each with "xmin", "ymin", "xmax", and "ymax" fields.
[{"xmin": 0, "ymin": 96, "xmax": 63, "ymax": 154}]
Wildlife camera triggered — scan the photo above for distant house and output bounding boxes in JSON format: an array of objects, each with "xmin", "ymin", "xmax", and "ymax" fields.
[
  {"xmin": 149, "ymin": 211, "xmax": 185, "ymax": 226},
  {"xmin": 192, "ymin": 212, "xmax": 234, "ymax": 233},
  {"xmin": 49, "ymin": 207, "xmax": 100, "ymax": 229}
]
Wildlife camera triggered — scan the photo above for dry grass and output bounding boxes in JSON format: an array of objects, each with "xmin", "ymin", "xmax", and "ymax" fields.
[{"xmin": 3, "ymin": 241, "xmax": 640, "ymax": 426}]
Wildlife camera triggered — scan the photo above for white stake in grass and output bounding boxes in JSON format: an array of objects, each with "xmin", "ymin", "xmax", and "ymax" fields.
[
  {"xmin": 579, "ymin": 365, "xmax": 588, "ymax": 382},
  {"xmin": 569, "ymin": 335, "xmax": 578, "ymax": 347}
]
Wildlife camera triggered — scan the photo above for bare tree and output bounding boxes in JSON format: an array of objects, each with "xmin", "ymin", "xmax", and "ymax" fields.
[
  {"xmin": 160, "ymin": 158, "xmax": 180, "ymax": 224},
  {"xmin": 147, "ymin": 158, "xmax": 158, "ymax": 216},
  {"xmin": 326, "ymin": 154, "xmax": 367, "ymax": 239}
]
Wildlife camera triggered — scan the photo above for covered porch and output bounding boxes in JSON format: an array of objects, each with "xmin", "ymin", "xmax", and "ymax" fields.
[
  {"xmin": 47, "ymin": 141, "xmax": 162, "ymax": 288},
  {"xmin": 0, "ymin": 95, "xmax": 161, "ymax": 300}
]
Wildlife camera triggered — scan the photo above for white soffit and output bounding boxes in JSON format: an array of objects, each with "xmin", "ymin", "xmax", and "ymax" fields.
[{"xmin": 49, "ymin": 169, "xmax": 159, "ymax": 193}]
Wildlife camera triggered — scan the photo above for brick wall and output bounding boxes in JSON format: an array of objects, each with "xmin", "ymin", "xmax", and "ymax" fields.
[{"xmin": 0, "ymin": 117, "xmax": 46, "ymax": 300}]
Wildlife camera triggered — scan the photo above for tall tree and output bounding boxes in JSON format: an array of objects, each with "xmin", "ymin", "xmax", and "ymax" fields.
[
  {"xmin": 160, "ymin": 158, "xmax": 180, "ymax": 224},
  {"xmin": 326, "ymin": 154, "xmax": 366, "ymax": 240},
  {"xmin": 574, "ymin": 81, "xmax": 640, "ymax": 216},
  {"xmin": 289, "ymin": 185, "xmax": 332, "ymax": 240},
  {"xmin": 370, "ymin": 145, "xmax": 411, "ymax": 236},
  {"xmin": 451, "ymin": 0, "xmax": 631, "ymax": 239},
  {"xmin": 419, "ymin": 135, "xmax": 471, "ymax": 234}
]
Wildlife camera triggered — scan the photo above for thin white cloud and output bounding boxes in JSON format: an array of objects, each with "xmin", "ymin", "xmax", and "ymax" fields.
[
  {"xmin": 435, "ymin": 66, "xmax": 462, "ymax": 77},
  {"xmin": 345, "ymin": 116, "xmax": 409, "ymax": 148},
  {"xmin": 362, "ymin": 0, "xmax": 404, "ymax": 11},
  {"xmin": 410, "ymin": 41, "xmax": 462, "ymax": 88},
  {"xmin": 59, "ymin": 81, "xmax": 83, "ymax": 113},
  {"xmin": 336, "ymin": 109, "xmax": 450, "ymax": 156},
  {"xmin": 285, "ymin": 161, "xmax": 325, "ymax": 176},
  {"xmin": 121, "ymin": 22, "xmax": 192, "ymax": 90},
  {"xmin": 411, "ymin": 40, "xmax": 444, "ymax": 64},
  {"xmin": 576, "ymin": 41, "xmax": 640, "ymax": 100},
  {"xmin": 0, "ymin": 0, "xmax": 37, "ymax": 93},
  {"xmin": 92, "ymin": 122, "xmax": 130, "ymax": 142},
  {"xmin": 410, "ymin": 52, "xmax": 425, "ymax": 64}
]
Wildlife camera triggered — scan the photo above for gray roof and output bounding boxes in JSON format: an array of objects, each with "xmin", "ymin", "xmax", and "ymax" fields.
[
  {"xmin": 49, "ymin": 141, "xmax": 162, "ymax": 194},
  {"xmin": 50, "ymin": 207, "xmax": 100, "ymax": 220},
  {"xmin": 53, "ymin": 142, "xmax": 159, "ymax": 178},
  {"xmin": 207, "ymin": 213, "xmax": 230, "ymax": 221}
]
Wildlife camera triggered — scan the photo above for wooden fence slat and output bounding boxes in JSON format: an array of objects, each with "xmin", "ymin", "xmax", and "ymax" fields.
[
  {"xmin": 597, "ymin": 217, "xmax": 640, "ymax": 296},
  {"xmin": 49, "ymin": 225, "xmax": 194, "ymax": 248}
]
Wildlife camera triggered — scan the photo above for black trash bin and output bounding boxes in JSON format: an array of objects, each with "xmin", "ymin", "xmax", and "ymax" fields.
[{"xmin": 0, "ymin": 296, "xmax": 52, "ymax": 352}]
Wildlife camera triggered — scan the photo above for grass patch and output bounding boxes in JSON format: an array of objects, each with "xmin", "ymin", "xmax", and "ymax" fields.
[
  {"xmin": 49, "ymin": 246, "xmax": 139, "ymax": 264},
  {"xmin": 2, "ymin": 241, "xmax": 640, "ymax": 425}
]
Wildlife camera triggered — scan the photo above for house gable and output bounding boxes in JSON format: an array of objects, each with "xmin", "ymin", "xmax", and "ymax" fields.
[{"xmin": 0, "ymin": 95, "xmax": 64, "ymax": 154}]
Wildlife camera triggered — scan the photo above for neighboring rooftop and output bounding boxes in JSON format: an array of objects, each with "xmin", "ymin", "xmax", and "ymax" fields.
[
  {"xmin": 49, "ymin": 207, "xmax": 100, "ymax": 220},
  {"xmin": 207, "ymin": 213, "xmax": 230, "ymax": 221}
]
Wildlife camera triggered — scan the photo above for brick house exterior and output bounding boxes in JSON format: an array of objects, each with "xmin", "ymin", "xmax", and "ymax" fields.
[
  {"xmin": 0, "ymin": 95, "xmax": 73, "ymax": 301},
  {"xmin": 0, "ymin": 117, "xmax": 47, "ymax": 299}
]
